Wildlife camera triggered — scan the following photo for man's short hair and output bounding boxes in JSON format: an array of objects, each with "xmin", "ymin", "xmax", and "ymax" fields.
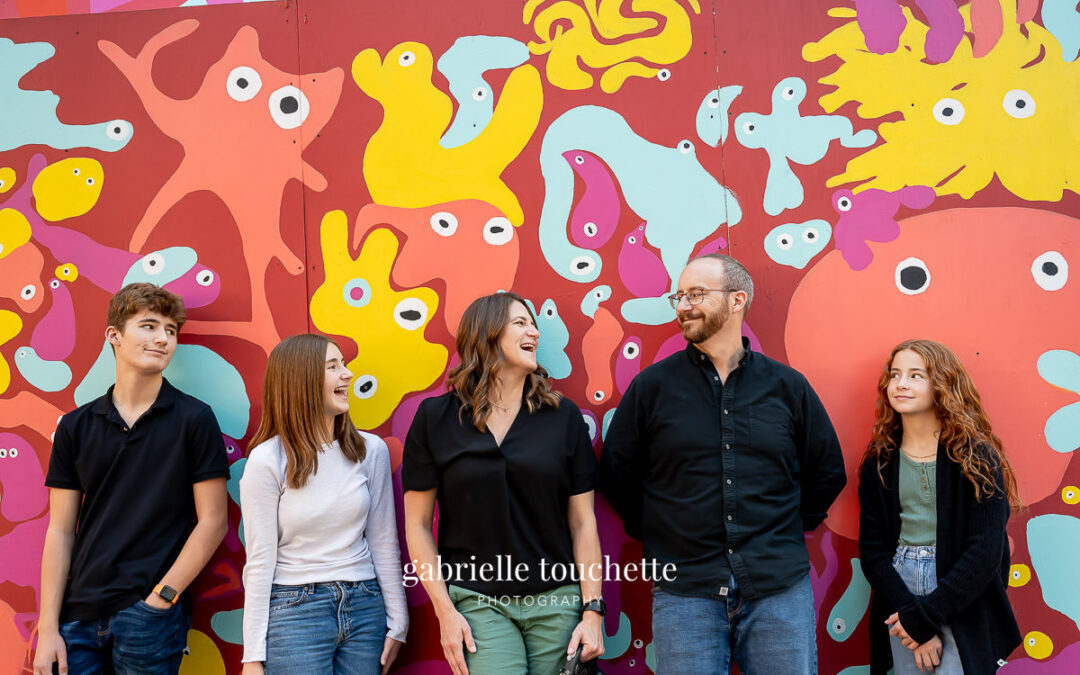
[
  {"xmin": 691, "ymin": 253, "xmax": 754, "ymax": 314},
  {"xmin": 107, "ymin": 283, "xmax": 186, "ymax": 332}
]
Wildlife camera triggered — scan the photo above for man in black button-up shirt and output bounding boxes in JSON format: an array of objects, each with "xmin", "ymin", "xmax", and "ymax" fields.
[{"xmin": 601, "ymin": 254, "xmax": 845, "ymax": 674}]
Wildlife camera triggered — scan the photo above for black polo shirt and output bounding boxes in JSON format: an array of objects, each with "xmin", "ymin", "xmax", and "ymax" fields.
[
  {"xmin": 403, "ymin": 391, "xmax": 596, "ymax": 596},
  {"xmin": 45, "ymin": 378, "xmax": 228, "ymax": 621},
  {"xmin": 600, "ymin": 338, "xmax": 846, "ymax": 600}
]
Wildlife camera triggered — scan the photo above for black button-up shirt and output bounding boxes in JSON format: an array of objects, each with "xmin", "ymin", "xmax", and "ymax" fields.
[
  {"xmin": 600, "ymin": 338, "xmax": 845, "ymax": 599},
  {"xmin": 403, "ymin": 391, "xmax": 597, "ymax": 596}
]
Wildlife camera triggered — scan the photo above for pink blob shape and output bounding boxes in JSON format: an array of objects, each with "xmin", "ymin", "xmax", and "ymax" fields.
[
  {"xmin": 653, "ymin": 332, "xmax": 685, "ymax": 363},
  {"xmin": 0, "ymin": 433, "xmax": 47, "ymax": 522},
  {"xmin": 162, "ymin": 262, "xmax": 221, "ymax": 309},
  {"xmin": 999, "ymin": 641, "xmax": 1080, "ymax": 674},
  {"xmin": 916, "ymin": 0, "xmax": 964, "ymax": 63},
  {"xmin": 0, "ymin": 517, "xmax": 47, "ymax": 593},
  {"xmin": 618, "ymin": 224, "xmax": 668, "ymax": 297},
  {"xmin": 855, "ymin": 0, "xmax": 907, "ymax": 54},
  {"xmin": 970, "ymin": 0, "xmax": 1005, "ymax": 57},
  {"xmin": 832, "ymin": 186, "xmax": 935, "ymax": 271},
  {"xmin": 615, "ymin": 336, "xmax": 643, "ymax": 394},
  {"xmin": 29, "ymin": 279, "xmax": 76, "ymax": 361},
  {"xmin": 564, "ymin": 150, "xmax": 620, "ymax": 249}
]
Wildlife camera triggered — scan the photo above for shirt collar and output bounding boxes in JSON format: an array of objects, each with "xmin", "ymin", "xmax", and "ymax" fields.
[
  {"xmin": 685, "ymin": 336, "xmax": 753, "ymax": 370},
  {"xmin": 92, "ymin": 377, "xmax": 178, "ymax": 418}
]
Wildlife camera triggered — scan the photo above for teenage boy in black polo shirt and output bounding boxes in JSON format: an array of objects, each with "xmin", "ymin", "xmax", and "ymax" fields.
[{"xmin": 34, "ymin": 283, "xmax": 229, "ymax": 675}]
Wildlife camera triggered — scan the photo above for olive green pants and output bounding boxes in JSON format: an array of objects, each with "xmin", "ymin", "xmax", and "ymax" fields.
[{"xmin": 448, "ymin": 584, "xmax": 581, "ymax": 675}]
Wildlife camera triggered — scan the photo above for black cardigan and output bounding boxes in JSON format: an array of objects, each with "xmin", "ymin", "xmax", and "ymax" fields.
[{"xmin": 857, "ymin": 443, "xmax": 1020, "ymax": 674}]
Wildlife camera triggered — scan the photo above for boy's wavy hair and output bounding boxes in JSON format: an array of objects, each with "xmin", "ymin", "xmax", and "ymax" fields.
[
  {"xmin": 448, "ymin": 292, "xmax": 560, "ymax": 431},
  {"xmin": 861, "ymin": 339, "xmax": 1021, "ymax": 507}
]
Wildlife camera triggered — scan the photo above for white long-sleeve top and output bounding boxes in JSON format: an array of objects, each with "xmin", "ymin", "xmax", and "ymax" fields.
[{"xmin": 239, "ymin": 433, "xmax": 408, "ymax": 663}]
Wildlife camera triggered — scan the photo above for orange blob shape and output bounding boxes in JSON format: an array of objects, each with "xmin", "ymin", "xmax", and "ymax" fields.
[
  {"xmin": 0, "ymin": 240, "xmax": 44, "ymax": 312},
  {"xmin": 582, "ymin": 306, "xmax": 624, "ymax": 406}
]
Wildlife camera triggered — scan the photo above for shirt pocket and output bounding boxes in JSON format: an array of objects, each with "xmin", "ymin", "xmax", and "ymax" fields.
[{"xmin": 747, "ymin": 402, "xmax": 796, "ymax": 460}]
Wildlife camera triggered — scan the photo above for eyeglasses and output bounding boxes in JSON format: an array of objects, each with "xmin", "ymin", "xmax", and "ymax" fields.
[{"xmin": 667, "ymin": 288, "xmax": 739, "ymax": 309}]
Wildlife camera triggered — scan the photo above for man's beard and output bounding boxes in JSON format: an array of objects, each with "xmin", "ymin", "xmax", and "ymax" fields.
[{"xmin": 678, "ymin": 304, "xmax": 728, "ymax": 343}]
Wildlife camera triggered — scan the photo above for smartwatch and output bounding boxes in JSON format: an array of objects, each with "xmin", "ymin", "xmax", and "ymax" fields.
[
  {"xmin": 581, "ymin": 597, "xmax": 606, "ymax": 617},
  {"xmin": 154, "ymin": 584, "xmax": 179, "ymax": 605}
]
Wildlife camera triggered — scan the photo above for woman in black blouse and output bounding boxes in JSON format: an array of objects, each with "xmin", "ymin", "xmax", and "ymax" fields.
[
  {"xmin": 403, "ymin": 292, "xmax": 604, "ymax": 675},
  {"xmin": 858, "ymin": 339, "xmax": 1021, "ymax": 674}
]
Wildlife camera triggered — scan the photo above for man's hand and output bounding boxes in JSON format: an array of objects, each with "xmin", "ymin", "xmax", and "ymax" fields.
[
  {"xmin": 886, "ymin": 612, "xmax": 918, "ymax": 649},
  {"xmin": 437, "ymin": 608, "xmax": 476, "ymax": 675},
  {"xmin": 143, "ymin": 592, "xmax": 174, "ymax": 611},
  {"xmin": 33, "ymin": 627, "xmax": 67, "ymax": 675},
  {"xmin": 567, "ymin": 611, "xmax": 605, "ymax": 661},
  {"xmin": 912, "ymin": 635, "xmax": 943, "ymax": 671},
  {"xmin": 380, "ymin": 637, "xmax": 403, "ymax": 674}
]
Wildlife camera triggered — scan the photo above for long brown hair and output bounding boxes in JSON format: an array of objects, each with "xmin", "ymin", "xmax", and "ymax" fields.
[
  {"xmin": 448, "ymin": 292, "xmax": 561, "ymax": 431},
  {"xmin": 248, "ymin": 334, "xmax": 366, "ymax": 488},
  {"xmin": 861, "ymin": 339, "xmax": 1020, "ymax": 507}
]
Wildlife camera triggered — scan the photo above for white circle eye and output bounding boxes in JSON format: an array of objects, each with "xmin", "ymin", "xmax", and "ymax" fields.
[
  {"xmin": 394, "ymin": 297, "xmax": 428, "ymax": 330},
  {"xmin": 20, "ymin": 284, "xmax": 36, "ymax": 300},
  {"xmin": 569, "ymin": 255, "xmax": 596, "ymax": 277},
  {"xmin": 1011, "ymin": 569, "xmax": 1021, "ymax": 580},
  {"xmin": 742, "ymin": 121, "xmax": 755, "ymax": 134},
  {"xmin": 583, "ymin": 222, "xmax": 597, "ymax": 237},
  {"xmin": 483, "ymin": 217, "xmax": 512, "ymax": 246},
  {"xmin": 7, "ymin": 447, "xmax": 15, "ymax": 458},
  {"xmin": 707, "ymin": 95, "xmax": 720, "ymax": 108},
  {"xmin": 86, "ymin": 177, "xmax": 94, "ymax": 186},
  {"xmin": 141, "ymin": 252, "xmax": 166, "ymax": 276},
  {"xmin": 472, "ymin": 86, "xmax": 487, "ymax": 101},
  {"xmin": 545, "ymin": 307, "xmax": 555, "ymax": 318},
  {"xmin": 836, "ymin": 195, "xmax": 853, "ymax": 212},
  {"xmin": 0, "ymin": 448, "xmax": 6, "ymax": 458},
  {"xmin": 73, "ymin": 168, "xmax": 80, "ymax": 176},
  {"xmin": 226, "ymin": 444, "xmax": 236, "ymax": 455},
  {"xmin": 268, "ymin": 86, "xmax": 310, "ymax": 130},
  {"xmin": 430, "ymin": 211, "xmax": 458, "ymax": 237},
  {"xmin": 802, "ymin": 228, "xmax": 819, "ymax": 243},
  {"xmin": 398, "ymin": 51, "xmax": 415, "ymax": 67},
  {"xmin": 932, "ymin": 98, "xmax": 965, "ymax": 125},
  {"xmin": 1032, "ymin": 251, "xmax": 1067, "ymax": 291},
  {"xmin": 353, "ymin": 375, "xmax": 378, "ymax": 399},
  {"xmin": 628, "ymin": 235, "xmax": 637, "ymax": 245},
  {"xmin": 50, "ymin": 279, "xmax": 60, "ymax": 289},
  {"xmin": 574, "ymin": 155, "xmax": 585, "ymax": 165},
  {"xmin": 1003, "ymin": 89, "xmax": 1035, "ymax": 119},
  {"xmin": 832, "ymin": 618, "xmax": 847, "ymax": 634},
  {"xmin": 678, "ymin": 140, "xmax": 693, "ymax": 154},
  {"xmin": 196, "ymin": 269, "xmax": 214, "ymax": 287},
  {"xmin": 782, "ymin": 87, "xmax": 795, "ymax": 100},
  {"xmin": 226, "ymin": 66, "xmax": 262, "ymax": 101},
  {"xmin": 582, "ymin": 413, "xmax": 597, "ymax": 441},
  {"xmin": 622, "ymin": 341, "xmax": 640, "ymax": 360},
  {"xmin": 776, "ymin": 234, "xmax": 793, "ymax": 251},
  {"xmin": 895, "ymin": 257, "xmax": 931, "ymax": 295},
  {"xmin": 657, "ymin": 69, "xmax": 671, "ymax": 82},
  {"xmin": 593, "ymin": 390, "xmax": 606, "ymax": 402},
  {"xmin": 105, "ymin": 120, "xmax": 132, "ymax": 142}
]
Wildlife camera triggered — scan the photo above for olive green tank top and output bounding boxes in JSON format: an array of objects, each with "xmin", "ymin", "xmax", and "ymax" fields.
[{"xmin": 898, "ymin": 452, "xmax": 937, "ymax": 546}]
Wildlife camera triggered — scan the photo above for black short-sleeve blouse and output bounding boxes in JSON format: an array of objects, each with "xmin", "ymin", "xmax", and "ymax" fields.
[{"xmin": 403, "ymin": 390, "xmax": 597, "ymax": 596}]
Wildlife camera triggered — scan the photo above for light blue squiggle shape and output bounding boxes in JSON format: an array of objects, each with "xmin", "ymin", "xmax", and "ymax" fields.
[
  {"xmin": 14, "ymin": 346, "xmax": 71, "ymax": 392},
  {"xmin": 1028, "ymin": 514, "xmax": 1080, "ymax": 631},
  {"xmin": 581, "ymin": 285, "xmax": 612, "ymax": 319},
  {"xmin": 603, "ymin": 612, "xmax": 633, "ymax": 659},
  {"xmin": 1043, "ymin": 0, "xmax": 1080, "ymax": 62},
  {"xmin": 538, "ymin": 105, "xmax": 741, "ymax": 290},
  {"xmin": 764, "ymin": 219, "xmax": 832, "ymax": 269},
  {"xmin": 601, "ymin": 408, "xmax": 615, "ymax": 441},
  {"xmin": 74, "ymin": 341, "xmax": 250, "ymax": 438},
  {"xmin": 210, "ymin": 608, "xmax": 244, "ymax": 645},
  {"xmin": 227, "ymin": 459, "xmax": 247, "ymax": 506},
  {"xmin": 827, "ymin": 558, "xmax": 871, "ymax": 642},
  {"xmin": 122, "ymin": 246, "xmax": 198, "ymax": 286},
  {"xmin": 0, "ymin": 38, "xmax": 133, "ymax": 152},
  {"xmin": 438, "ymin": 36, "xmax": 530, "ymax": 148},
  {"xmin": 645, "ymin": 642, "xmax": 656, "ymax": 671},
  {"xmin": 526, "ymin": 298, "xmax": 571, "ymax": 380},
  {"xmin": 1037, "ymin": 349, "xmax": 1080, "ymax": 454},
  {"xmin": 734, "ymin": 77, "xmax": 875, "ymax": 216},
  {"xmin": 695, "ymin": 85, "xmax": 742, "ymax": 147}
]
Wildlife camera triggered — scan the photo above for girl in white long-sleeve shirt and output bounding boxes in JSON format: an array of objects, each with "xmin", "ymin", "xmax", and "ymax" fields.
[{"xmin": 240, "ymin": 334, "xmax": 408, "ymax": 675}]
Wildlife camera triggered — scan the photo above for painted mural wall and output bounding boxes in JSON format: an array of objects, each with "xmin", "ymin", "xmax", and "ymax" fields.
[{"xmin": 0, "ymin": 0, "xmax": 1078, "ymax": 672}]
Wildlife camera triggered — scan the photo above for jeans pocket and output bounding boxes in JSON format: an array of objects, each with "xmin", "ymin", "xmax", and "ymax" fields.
[
  {"xmin": 269, "ymin": 587, "xmax": 306, "ymax": 613},
  {"xmin": 134, "ymin": 599, "xmax": 176, "ymax": 616},
  {"xmin": 358, "ymin": 580, "xmax": 382, "ymax": 597}
]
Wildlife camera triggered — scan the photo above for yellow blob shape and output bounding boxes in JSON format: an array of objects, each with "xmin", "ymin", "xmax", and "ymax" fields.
[
  {"xmin": 1063, "ymin": 485, "xmax": 1080, "ymax": 505},
  {"xmin": 0, "ymin": 310, "xmax": 24, "ymax": 395},
  {"xmin": 351, "ymin": 42, "xmax": 540, "ymax": 226},
  {"xmin": 0, "ymin": 167, "xmax": 15, "ymax": 193},
  {"xmin": 55, "ymin": 263, "xmax": 79, "ymax": 282},
  {"xmin": 32, "ymin": 157, "xmax": 104, "ymax": 221},
  {"xmin": 525, "ymin": 0, "xmax": 699, "ymax": 92},
  {"xmin": 1023, "ymin": 630, "xmax": 1053, "ymax": 659},
  {"xmin": 0, "ymin": 208, "xmax": 31, "ymax": 259},
  {"xmin": 803, "ymin": 1, "xmax": 1080, "ymax": 201},
  {"xmin": 310, "ymin": 211, "xmax": 448, "ymax": 430},
  {"xmin": 179, "ymin": 629, "xmax": 225, "ymax": 675},
  {"xmin": 1009, "ymin": 563, "xmax": 1031, "ymax": 587}
]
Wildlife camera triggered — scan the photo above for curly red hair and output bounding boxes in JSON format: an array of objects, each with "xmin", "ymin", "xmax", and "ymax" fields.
[{"xmin": 861, "ymin": 339, "xmax": 1021, "ymax": 507}]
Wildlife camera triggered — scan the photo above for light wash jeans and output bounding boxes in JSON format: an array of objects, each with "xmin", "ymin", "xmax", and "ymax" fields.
[
  {"xmin": 652, "ymin": 573, "xmax": 817, "ymax": 675},
  {"xmin": 890, "ymin": 546, "xmax": 964, "ymax": 674},
  {"xmin": 59, "ymin": 600, "xmax": 189, "ymax": 674},
  {"xmin": 265, "ymin": 580, "xmax": 386, "ymax": 675}
]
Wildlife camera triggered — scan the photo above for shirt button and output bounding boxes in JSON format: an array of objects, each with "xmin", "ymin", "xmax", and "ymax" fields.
[
  {"xmin": 728, "ymin": 549, "xmax": 734, "ymax": 555},
  {"xmin": 713, "ymin": 376, "xmax": 719, "ymax": 381},
  {"xmin": 727, "ymin": 515, "xmax": 733, "ymax": 521},
  {"xmin": 123, "ymin": 427, "xmax": 129, "ymax": 432},
  {"xmin": 723, "ymin": 409, "xmax": 729, "ymax": 414},
  {"xmin": 726, "ymin": 479, "xmax": 732, "ymax": 485},
  {"xmin": 725, "ymin": 443, "xmax": 731, "ymax": 450}
]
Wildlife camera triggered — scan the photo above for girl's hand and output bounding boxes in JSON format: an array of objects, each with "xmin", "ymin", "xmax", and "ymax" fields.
[
  {"xmin": 912, "ymin": 635, "xmax": 943, "ymax": 671},
  {"xmin": 886, "ymin": 612, "xmax": 918, "ymax": 649},
  {"xmin": 241, "ymin": 662, "xmax": 265, "ymax": 675},
  {"xmin": 380, "ymin": 637, "xmax": 403, "ymax": 674}
]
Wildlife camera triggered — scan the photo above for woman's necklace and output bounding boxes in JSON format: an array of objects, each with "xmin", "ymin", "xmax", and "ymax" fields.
[
  {"xmin": 901, "ymin": 447, "xmax": 937, "ymax": 460},
  {"xmin": 489, "ymin": 399, "xmax": 514, "ymax": 413}
]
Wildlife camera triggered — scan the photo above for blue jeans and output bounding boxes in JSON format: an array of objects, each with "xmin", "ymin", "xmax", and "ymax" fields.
[
  {"xmin": 58, "ymin": 600, "xmax": 189, "ymax": 674},
  {"xmin": 265, "ymin": 580, "xmax": 386, "ymax": 675},
  {"xmin": 890, "ymin": 546, "xmax": 964, "ymax": 674},
  {"xmin": 652, "ymin": 573, "xmax": 816, "ymax": 675}
]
